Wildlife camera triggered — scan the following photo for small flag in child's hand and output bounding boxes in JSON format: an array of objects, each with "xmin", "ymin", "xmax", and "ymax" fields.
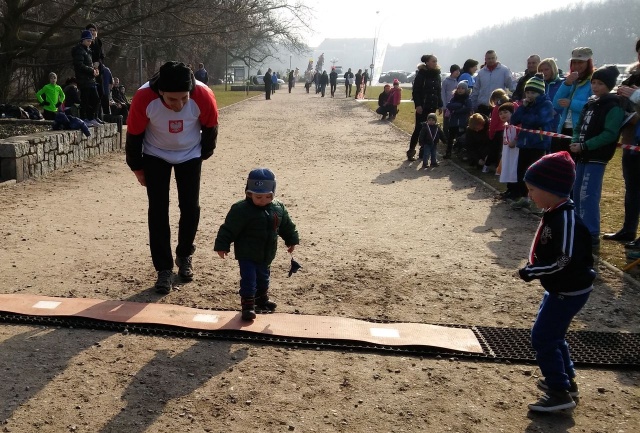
[{"xmin": 288, "ymin": 258, "xmax": 302, "ymax": 277}]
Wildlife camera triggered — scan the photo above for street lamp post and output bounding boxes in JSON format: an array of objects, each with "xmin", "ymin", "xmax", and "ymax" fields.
[{"xmin": 370, "ymin": 11, "xmax": 380, "ymax": 87}]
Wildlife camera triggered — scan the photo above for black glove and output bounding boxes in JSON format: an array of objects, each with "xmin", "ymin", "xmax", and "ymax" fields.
[
  {"xmin": 201, "ymin": 125, "xmax": 217, "ymax": 160},
  {"xmin": 518, "ymin": 268, "xmax": 533, "ymax": 282}
]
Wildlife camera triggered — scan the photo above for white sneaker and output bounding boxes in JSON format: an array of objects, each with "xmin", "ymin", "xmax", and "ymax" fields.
[
  {"xmin": 85, "ymin": 119, "xmax": 100, "ymax": 127},
  {"xmin": 482, "ymin": 165, "xmax": 489, "ymax": 173}
]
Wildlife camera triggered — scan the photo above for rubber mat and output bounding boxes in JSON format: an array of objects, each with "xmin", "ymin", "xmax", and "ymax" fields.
[{"xmin": 0, "ymin": 294, "xmax": 483, "ymax": 353}]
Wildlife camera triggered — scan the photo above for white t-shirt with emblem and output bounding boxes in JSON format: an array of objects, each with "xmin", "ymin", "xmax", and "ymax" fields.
[{"xmin": 127, "ymin": 80, "xmax": 218, "ymax": 164}]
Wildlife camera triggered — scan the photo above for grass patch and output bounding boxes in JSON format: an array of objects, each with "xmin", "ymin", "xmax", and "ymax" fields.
[
  {"xmin": 208, "ymin": 85, "xmax": 262, "ymax": 108},
  {"xmin": 365, "ymin": 85, "xmax": 633, "ymax": 275}
]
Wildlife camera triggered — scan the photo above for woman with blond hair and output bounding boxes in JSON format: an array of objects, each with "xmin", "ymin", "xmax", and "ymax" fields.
[{"xmin": 539, "ymin": 58, "xmax": 564, "ymax": 152}]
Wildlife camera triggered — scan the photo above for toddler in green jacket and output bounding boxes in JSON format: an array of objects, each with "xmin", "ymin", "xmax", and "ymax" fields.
[{"xmin": 214, "ymin": 168, "xmax": 299, "ymax": 320}]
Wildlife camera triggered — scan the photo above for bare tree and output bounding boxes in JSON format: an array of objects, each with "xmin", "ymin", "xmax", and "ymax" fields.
[{"xmin": 0, "ymin": 0, "xmax": 312, "ymax": 101}]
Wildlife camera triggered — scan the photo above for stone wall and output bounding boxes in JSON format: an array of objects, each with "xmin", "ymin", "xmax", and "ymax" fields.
[{"xmin": 0, "ymin": 123, "xmax": 121, "ymax": 182}]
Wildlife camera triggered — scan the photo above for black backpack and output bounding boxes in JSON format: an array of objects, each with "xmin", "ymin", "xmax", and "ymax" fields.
[{"xmin": 22, "ymin": 105, "xmax": 43, "ymax": 120}]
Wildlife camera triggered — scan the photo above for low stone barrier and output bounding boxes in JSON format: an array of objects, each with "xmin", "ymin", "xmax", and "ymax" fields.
[{"xmin": 0, "ymin": 122, "xmax": 121, "ymax": 183}]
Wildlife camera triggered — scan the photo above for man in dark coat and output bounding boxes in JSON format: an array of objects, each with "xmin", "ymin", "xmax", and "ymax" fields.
[
  {"xmin": 71, "ymin": 29, "xmax": 101, "ymax": 126},
  {"xmin": 512, "ymin": 55, "xmax": 541, "ymax": 102},
  {"xmin": 264, "ymin": 69, "xmax": 272, "ymax": 100},
  {"xmin": 329, "ymin": 67, "xmax": 338, "ymax": 97}
]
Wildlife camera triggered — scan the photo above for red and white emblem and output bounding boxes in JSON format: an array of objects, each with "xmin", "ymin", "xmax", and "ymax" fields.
[{"xmin": 169, "ymin": 120, "xmax": 184, "ymax": 133}]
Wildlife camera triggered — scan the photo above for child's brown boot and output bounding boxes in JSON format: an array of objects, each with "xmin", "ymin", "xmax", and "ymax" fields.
[
  {"xmin": 256, "ymin": 290, "xmax": 277, "ymax": 312},
  {"xmin": 241, "ymin": 296, "xmax": 256, "ymax": 321}
]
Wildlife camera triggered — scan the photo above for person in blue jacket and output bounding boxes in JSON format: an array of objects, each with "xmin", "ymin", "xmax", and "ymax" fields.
[
  {"xmin": 458, "ymin": 59, "xmax": 479, "ymax": 89},
  {"xmin": 553, "ymin": 47, "xmax": 594, "ymax": 152},
  {"xmin": 510, "ymin": 74, "xmax": 555, "ymax": 210}
]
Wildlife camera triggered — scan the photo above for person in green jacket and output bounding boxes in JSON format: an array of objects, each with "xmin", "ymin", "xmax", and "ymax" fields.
[
  {"xmin": 36, "ymin": 72, "xmax": 65, "ymax": 120},
  {"xmin": 214, "ymin": 168, "xmax": 299, "ymax": 321}
]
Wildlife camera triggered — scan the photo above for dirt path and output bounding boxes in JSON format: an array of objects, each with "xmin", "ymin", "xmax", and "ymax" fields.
[{"xmin": 1, "ymin": 87, "xmax": 639, "ymax": 433}]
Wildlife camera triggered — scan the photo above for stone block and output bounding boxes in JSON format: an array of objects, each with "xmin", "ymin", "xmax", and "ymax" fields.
[
  {"xmin": 0, "ymin": 140, "xmax": 29, "ymax": 157},
  {"xmin": 36, "ymin": 143, "xmax": 45, "ymax": 161}
]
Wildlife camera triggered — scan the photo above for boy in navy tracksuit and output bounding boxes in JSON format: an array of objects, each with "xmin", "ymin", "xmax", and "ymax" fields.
[{"xmin": 518, "ymin": 151, "xmax": 596, "ymax": 412}]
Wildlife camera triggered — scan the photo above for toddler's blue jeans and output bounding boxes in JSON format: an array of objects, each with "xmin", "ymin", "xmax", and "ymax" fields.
[
  {"xmin": 422, "ymin": 143, "xmax": 438, "ymax": 166},
  {"xmin": 531, "ymin": 290, "xmax": 591, "ymax": 391},
  {"xmin": 238, "ymin": 259, "xmax": 270, "ymax": 298}
]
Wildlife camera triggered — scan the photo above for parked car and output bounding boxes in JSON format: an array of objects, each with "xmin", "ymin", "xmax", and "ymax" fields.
[
  {"xmin": 252, "ymin": 75, "xmax": 285, "ymax": 85},
  {"xmin": 616, "ymin": 63, "xmax": 633, "ymax": 87},
  {"xmin": 378, "ymin": 70, "xmax": 409, "ymax": 83}
]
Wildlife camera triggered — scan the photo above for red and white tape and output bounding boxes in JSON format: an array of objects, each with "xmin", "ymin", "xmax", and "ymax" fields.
[{"xmin": 512, "ymin": 126, "xmax": 640, "ymax": 152}]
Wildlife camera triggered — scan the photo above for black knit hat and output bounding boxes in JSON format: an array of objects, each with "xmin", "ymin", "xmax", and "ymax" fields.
[
  {"xmin": 592, "ymin": 65, "xmax": 620, "ymax": 90},
  {"xmin": 524, "ymin": 151, "xmax": 576, "ymax": 198},
  {"xmin": 157, "ymin": 61, "xmax": 194, "ymax": 92}
]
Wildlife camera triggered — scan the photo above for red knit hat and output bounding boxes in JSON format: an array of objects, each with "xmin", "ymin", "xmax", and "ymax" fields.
[{"xmin": 524, "ymin": 151, "xmax": 576, "ymax": 198}]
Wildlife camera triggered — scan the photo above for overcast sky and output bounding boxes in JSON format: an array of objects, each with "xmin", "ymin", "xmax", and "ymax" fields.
[{"xmin": 298, "ymin": 0, "xmax": 602, "ymax": 47}]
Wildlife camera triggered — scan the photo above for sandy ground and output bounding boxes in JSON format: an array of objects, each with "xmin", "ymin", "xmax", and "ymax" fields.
[{"xmin": 0, "ymin": 87, "xmax": 639, "ymax": 433}]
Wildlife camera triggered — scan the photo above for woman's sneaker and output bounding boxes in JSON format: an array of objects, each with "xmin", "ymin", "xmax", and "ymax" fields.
[
  {"xmin": 528, "ymin": 390, "xmax": 576, "ymax": 412},
  {"xmin": 537, "ymin": 378, "xmax": 579, "ymax": 397}
]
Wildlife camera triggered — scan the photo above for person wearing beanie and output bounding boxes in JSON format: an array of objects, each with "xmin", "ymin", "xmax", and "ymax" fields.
[
  {"xmin": 568, "ymin": 65, "xmax": 624, "ymax": 245},
  {"xmin": 214, "ymin": 168, "xmax": 300, "ymax": 321},
  {"xmin": 125, "ymin": 60, "xmax": 219, "ymax": 294},
  {"xmin": 444, "ymin": 79, "xmax": 471, "ymax": 158},
  {"xmin": 609, "ymin": 38, "xmax": 640, "ymax": 249},
  {"xmin": 441, "ymin": 65, "xmax": 462, "ymax": 142},
  {"xmin": 519, "ymin": 150, "xmax": 596, "ymax": 413},
  {"xmin": 71, "ymin": 29, "xmax": 101, "ymax": 126},
  {"xmin": 524, "ymin": 74, "xmax": 546, "ymax": 96},
  {"xmin": 510, "ymin": 74, "xmax": 555, "ymax": 210}
]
